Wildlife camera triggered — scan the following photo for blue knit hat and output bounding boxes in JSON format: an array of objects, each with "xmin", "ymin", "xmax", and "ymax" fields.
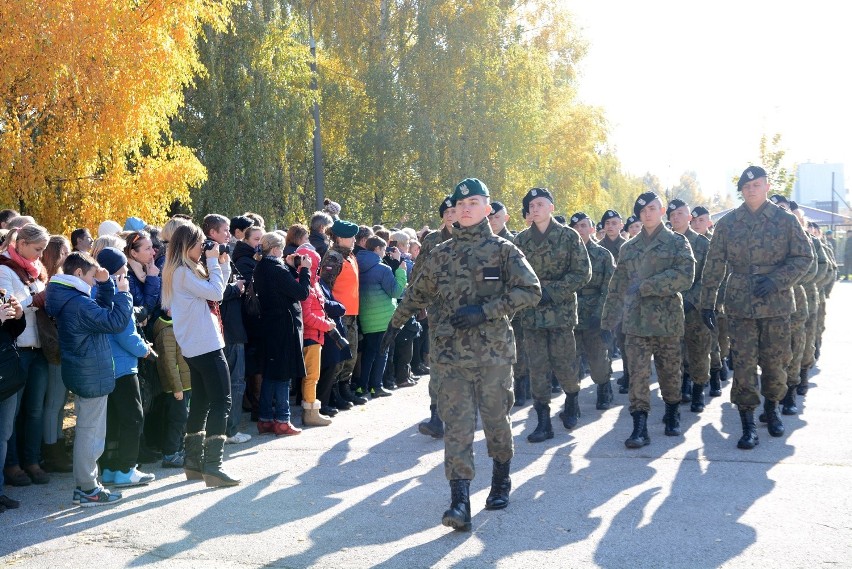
[{"xmin": 96, "ymin": 247, "xmax": 127, "ymax": 275}]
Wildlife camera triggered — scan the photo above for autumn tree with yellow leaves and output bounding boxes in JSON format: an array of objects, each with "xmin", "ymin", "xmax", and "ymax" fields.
[{"xmin": 0, "ymin": 0, "xmax": 231, "ymax": 233}]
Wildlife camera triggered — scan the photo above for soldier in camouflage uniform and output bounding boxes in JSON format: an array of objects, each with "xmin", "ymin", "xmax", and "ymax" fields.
[
  {"xmin": 602, "ymin": 192, "xmax": 695, "ymax": 448},
  {"xmin": 624, "ymin": 215, "xmax": 642, "ymax": 239},
  {"xmin": 773, "ymin": 198, "xmax": 817, "ymax": 415},
  {"xmin": 815, "ymin": 225, "xmax": 837, "ymax": 362},
  {"xmin": 489, "ymin": 201, "xmax": 531, "ymax": 406},
  {"xmin": 569, "ymin": 212, "xmax": 616, "ymax": 409},
  {"xmin": 514, "ymin": 188, "xmax": 591, "ymax": 442},
  {"xmin": 798, "ymin": 218, "xmax": 829, "ymax": 397},
  {"xmin": 412, "ymin": 196, "xmax": 456, "ymax": 439},
  {"xmin": 700, "ymin": 166, "xmax": 813, "ymax": 450},
  {"xmin": 383, "ymin": 178, "xmax": 540, "ymax": 532},
  {"xmin": 597, "ymin": 210, "xmax": 632, "ymax": 395},
  {"xmin": 668, "ymin": 199, "xmax": 713, "ymax": 412}
]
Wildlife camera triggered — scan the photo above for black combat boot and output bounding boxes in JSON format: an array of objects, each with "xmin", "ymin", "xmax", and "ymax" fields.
[
  {"xmin": 708, "ymin": 369, "xmax": 722, "ymax": 397},
  {"xmin": 718, "ymin": 362, "xmax": 729, "ymax": 382},
  {"xmin": 330, "ymin": 383, "xmax": 353, "ymax": 410},
  {"xmin": 527, "ymin": 401, "xmax": 554, "ymax": 443},
  {"xmin": 183, "ymin": 431, "xmax": 205, "ymax": 481},
  {"xmin": 796, "ymin": 367, "xmax": 809, "ymax": 396},
  {"xmin": 761, "ymin": 400, "xmax": 785, "ymax": 437},
  {"xmin": 484, "ymin": 459, "xmax": 511, "ymax": 511},
  {"xmin": 690, "ymin": 382, "xmax": 705, "ymax": 413},
  {"xmin": 625, "ymin": 411, "xmax": 650, "ymax": 448},
  {"xmin": 513, "ymin": 374, "xmax": 529, "ymax": 407},
  {"xmin": 663, "ymin": 402, "xmax": 681, "ymax": 436},
  {"xmin": 680, "ymin": 372, "xmax": 692, "ymax": 403},
  {"xmin": 596, "ymin": 381, "xmax": 613, "ymax": 410},
  {"xmin": 202, "ymin": 435, "xmax": 241, "ymax": 488},
  {"xmin": 814, "ymin": 339, "xmax": 821, "ymax": 362},
  {"xmin": 340, "ymin": 381, "xmax": 368, "ymax": 405},
  {"xmin": 781, "ymin": 385, "xmax": 798, "ymax": 415},
  {"xmin": 561, "ymin": 392, "xmax": 580, "ymax": 429},
  {"xmin": 418, "ymin": 405, "xmax": 444, "ymax": 438},
  {"xmin": 737, "ymin": 409, "xmax": 759, "ymax": 449},
  {"xmin": 442, "ymin": 479, "xmax": 472, "ymax": 532}
]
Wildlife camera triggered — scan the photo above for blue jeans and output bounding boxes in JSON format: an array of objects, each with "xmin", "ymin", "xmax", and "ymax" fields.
[
  {"xmin": 224, "ymin": 343, "xmax": 246, "ymax": 436},
  {"xmin": 10, "ymin": 348, "xmax": 49, "ymax": 467},
  {"xmin": 358, "ymin": 332, "xmax": 389, "ymax": 392},
  {"xmin": 0, "ymin": 394, "xmax": 18, "ymax": 487},
  {"xmin": 43, "ymin": 363, "xmax": 67, "ymax": 445},
  {"xmin": 259, "ymin": 378, "xmax": 291, "ymax": 423}
]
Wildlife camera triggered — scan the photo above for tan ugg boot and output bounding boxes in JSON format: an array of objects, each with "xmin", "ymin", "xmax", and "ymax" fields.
[{"xmin": 302, "ymin": 401, "xmax": 332, "ymax": 427}]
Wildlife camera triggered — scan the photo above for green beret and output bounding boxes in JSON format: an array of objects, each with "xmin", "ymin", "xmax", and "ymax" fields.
[
  {"xmin": 331, "ymin": 219, "xmax": 358, "ymax": 238},
  {"xmin": 452, "ymin": 178, "xmax": 490, "ymax": 203}
]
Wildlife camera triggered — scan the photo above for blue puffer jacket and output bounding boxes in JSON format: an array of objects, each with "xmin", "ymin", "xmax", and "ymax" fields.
[
  {"xmin": 108, "ymin": 314, "xmax": 148, "ymax": 379},
  {"xmin": 45, "ymin": 275, "xmax": 133, "ymax": 398}
]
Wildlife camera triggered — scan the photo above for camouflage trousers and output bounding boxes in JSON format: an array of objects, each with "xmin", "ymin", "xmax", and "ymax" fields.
[
  {"xmin": 683, "ymin": 309, "xmax": 713, "ymax": 385},
  {"xmin": 334, "ymin": 316, "xmax": 360, "ymax": 384},
  {"xmin": 524, "ymin": 327, "xmax": 579, "ymax": 403},
  {"xmin": 710, "ymin": 313, "xmax": 730, "ymax": 370},
  {"xmin": 728, "ymin": 316, "xmax": 790, "ymax": 409},
  {"xmin": 575, "ymin": 328, "xmax": 611, "ymax": 385},
  {"xmin": 625, "ymin": 334, "xmax": 682, "ymax": 414},
  {"xmin": 435, "ymin": 362, "xmax": 514, "ymax": 480},
  {"xmin": 786, "ymin": 314, "xmax": 807, "ymax": 388},
  {"xmin": 817, "ymin": 292, "xmax": 827, "ymax": 348},
  {"xmin": 513, "ymin": 321, "xmax": 529, "ymax": 379},
  {"xmin": 801, "ymin": 301, "xmax": 819, "ymax": 370},
  {"xmin": 427, "ymin": 317, "xmax": 441, "ymax": 406}
]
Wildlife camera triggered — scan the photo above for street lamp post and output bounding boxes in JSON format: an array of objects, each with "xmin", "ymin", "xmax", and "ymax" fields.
[{"xmin": 308, "ymin": 2, "xmax": 325, "ymax": 211}]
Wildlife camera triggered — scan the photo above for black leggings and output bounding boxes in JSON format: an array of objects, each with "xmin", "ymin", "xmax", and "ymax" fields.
[
  {"xmin": 104, "ymin": 374, "xmax": 143, "ymax": 471},
  {"xmin": 185, "ymin": 350, "xmax": 231, "ymax": 437}
]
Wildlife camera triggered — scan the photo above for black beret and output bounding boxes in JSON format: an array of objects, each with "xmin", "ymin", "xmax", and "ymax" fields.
[
  {"xmin": 789, "ymin": 200, "xmax": 799, "ymax": 211},
  {"xmin": 633, "ymin": 191, "xmax": 661, "ymax": 218},
  {"xmin": 666, "ymin": 198, "xmax": 687, "ymax": 219},
  {"xmin": 623, "ymin": 215, "xmax": 640, "ymax": 230},
  {"xmin": 554, "ymin": 215, "xmax": 566, "ymax": 225},
  {"xmin": 522, "ymin": 187, "xmax": 554, "ymax": 211},
  {"xmin": 490, "ymin": 201, "xmax": 506, "ymax": 214},
  {"xmin": 438, "ymin": 195, "xmax": 455, "ymax": 217},
  {"xmin": 691, "ymin": 206, "xmax": 709, "ymax": 218},
  {"xmin": 452, "ymin": 178, "xmax": 490, "ymax": 203},
  {"xmin": 600, "ymin": 210, "xmax": 621, "ymax": 224},
  {"xmin": 807, "ymin": 221, "xmax": 820, "ymax": 230},
  {"xmin": 737, "ymin": 165, "xmax": 767, "ymax": 191},
  {"xmin": 769, "ymin": 194, "xmax": 789, "ymax": 206},
  {"xmin": 569, "ymin": 212, "xmax": 589, "ymax": 228},
  {"xmin": 596, "ymin": 221, "xmax": 604, "ymax": 231}
]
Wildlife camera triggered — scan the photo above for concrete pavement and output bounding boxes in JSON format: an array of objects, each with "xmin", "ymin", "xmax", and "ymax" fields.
[{"xmin": 2, "ymin": 284, "xmax": 851, "ymax": 568}]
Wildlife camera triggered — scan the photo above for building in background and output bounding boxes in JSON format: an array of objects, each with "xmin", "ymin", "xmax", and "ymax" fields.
[{"xmin": 794, "ymin": 162, "xmax": 847, "ymax": 214}]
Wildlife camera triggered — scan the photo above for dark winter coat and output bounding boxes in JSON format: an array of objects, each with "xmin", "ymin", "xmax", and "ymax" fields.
[
  {"xmin": 309, "ymin": 230, "xmax": 330, "ymax": 259},
  {"xmin": 45, "ymin": 275, "xmax": 133, "ymax": 398},
  {"xmin": 252, "ymin": 255, "xmax": 310, "ymax": 381},
  {"xmin": 232, "ymin": 240, "xmax": 259, "ymax": 339}
]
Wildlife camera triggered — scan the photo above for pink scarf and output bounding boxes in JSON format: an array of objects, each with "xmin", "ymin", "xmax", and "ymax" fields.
[{"xmin": 7, "ymin": 243, "xmax": 42, "ymax": 281}]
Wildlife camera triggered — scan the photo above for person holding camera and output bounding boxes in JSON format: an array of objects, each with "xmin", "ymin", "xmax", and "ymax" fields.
[
  {"xmin": 295, "ymin": 244, "xmax": 338, "ymax": 427},
  {"xmin": 161, "ymin": 224, "xmax": 240, "ymax": 487},
  {"xmin": 0, "ymin": 291, "xmax": 25, "ymax": 513},
  {"xmin": 253, "ymin": 232, "xmax": 311, "ymax": 436}
]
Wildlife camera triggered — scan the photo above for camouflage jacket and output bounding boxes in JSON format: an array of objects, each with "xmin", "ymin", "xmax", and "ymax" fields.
[
  {"xmin": 805, "ymin": 234, "xmax": 829, "ymax": 305},
  {"xmin": 576, "ymin": 239, "xmax": 615, "ymax": 330},
  {"xmin": 319, "ymin": 244, "xmax": 355, "ymax": 290},
  {"xmin": 514, "ymin": 218, "xmax": 591, "ymax": 329},
  {"xmin": 410, "ymin": 226, "xmax": 452, "ymax": 284},
  {"xmin": 390, "ymin": 218, "xmax": 541, "ymax": 368},
  {"xmin": 599, "ymin": 234, "xmax": 627, "ymax": 263},
  {"xmin": 496, "ymin": 226, "xmax": 514, "ymax": 242},
  {"xmin": 791, "ymin": 238, "xmax": 818, "ymax": 322},
  {"xmin": 602, "ymin": 224, "xmax": 694, "ymax": 337},
  {"xmin": 681, "ymin": 227, "xmax": 710, "ymax": 309},
  {"xmin": 700, "ymin": 201, "xmax": 813, "ymax": 319}
]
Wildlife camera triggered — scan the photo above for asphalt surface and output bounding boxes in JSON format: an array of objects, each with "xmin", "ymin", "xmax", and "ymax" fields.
[{"xmin": 2, "ymin": 284, "xmax": 851, "ymax": 568}]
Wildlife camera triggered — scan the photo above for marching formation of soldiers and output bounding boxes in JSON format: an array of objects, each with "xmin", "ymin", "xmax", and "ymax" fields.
[{"xmin": 385, "ymin": 166, "xmax": 837, "ymax": 531}]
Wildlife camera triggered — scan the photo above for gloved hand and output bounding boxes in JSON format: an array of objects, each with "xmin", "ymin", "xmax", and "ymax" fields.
[
  {"xmin": 450, "ymin": 305, "xmax": 486, "ymax": 329},
  {"xmin": 753, "ymin": 276, "xmax": 778, "ymax": 298},
  {"xmin": 600, "ymin": 329, "xmax": 613, "ymax": 345},
  {"xmin": 380, "ymin": 324, "xmax": 400, "ymax": 352},
  {"xmin": 683, "ymin": 300, "xmax": 695, "ymax": 313},
  {"xmin": 538, "ymin": 287, "xmax": 553, "ymax": 305},
  {"xmin": 701, "ymin": 309, "xmax": 717, "ymax": 331}
]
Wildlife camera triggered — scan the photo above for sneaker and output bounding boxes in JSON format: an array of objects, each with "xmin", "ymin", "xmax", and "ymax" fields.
[
  {"xmin": 225, "ymin": 432, "xmax": 252, "ymax": 444},
  {"xmin": 161, "ymin": 453, "xmax": 185, "ymax": 468},
  {"xmin": 113, "ymin": 467, "xmax": 156, "ymax": 488},
  {"xmin": 74, "ymin": 485, "xmax": 122, "ymax": 508},
  {"xmin": 101, "ymin": 469, "xmax": 117, "ymax": 485},
  {"xmin": 370, "ymin": 387, "xmax": 393, "ymax": 398}
]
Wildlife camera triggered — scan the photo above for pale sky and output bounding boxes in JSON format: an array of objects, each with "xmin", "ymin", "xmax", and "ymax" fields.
[{"xmin": 566, "ymin": 1, "xmax": 852, "ymax": 198}]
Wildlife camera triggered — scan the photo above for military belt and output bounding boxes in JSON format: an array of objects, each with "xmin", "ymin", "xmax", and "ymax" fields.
[
  {"xmin": 578, "ymin": 287, "xmax": 601, "ymax": 296},
  {"xmin": 728, "ymin": 264, "xmax": 778, "ymax": 275}
]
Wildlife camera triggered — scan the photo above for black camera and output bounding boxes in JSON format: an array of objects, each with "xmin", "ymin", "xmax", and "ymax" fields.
[
  {"xmin": 327, "ymin": 327, "xmax": 350, "ymax": 351},
  {"xmin": 293, "ymin": 255, "xmax": 302, "ymax": 268},
  {"xmin": 203, "ymin": 240, "xmax": 228, "ymax": 255}
]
